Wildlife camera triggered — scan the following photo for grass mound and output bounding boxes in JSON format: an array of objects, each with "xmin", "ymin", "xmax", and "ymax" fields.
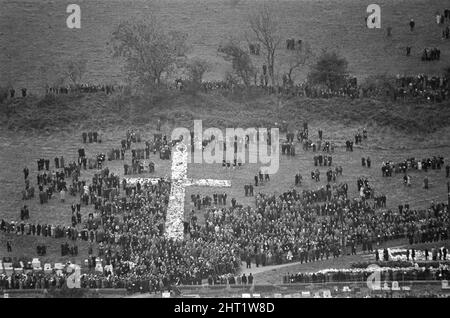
[{"xmin": 0, "ymin": 91, "xmax": 448, "ymax": 134}]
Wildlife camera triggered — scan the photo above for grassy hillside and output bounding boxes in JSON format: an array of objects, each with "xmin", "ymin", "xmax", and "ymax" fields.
[
  {"xmin": 1, "ymin": 91, "xmax": 449, "ymax": 272},
  {"xmin": 1, "ymin": 0, "xmax": 450, "ymax": 94},
  {"xmin": 1, "ymin": 90, "xmax": 449, "ymax": 136}
]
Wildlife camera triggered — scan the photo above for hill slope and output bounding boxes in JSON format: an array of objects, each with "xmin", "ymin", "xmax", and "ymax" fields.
[
  {"xmin": 1, "ymin": 91, "xmax": 449, "ymax": 137},
  {"xmin": 1, "ymin": 0, "xmax": 450, "ymax": 94}
]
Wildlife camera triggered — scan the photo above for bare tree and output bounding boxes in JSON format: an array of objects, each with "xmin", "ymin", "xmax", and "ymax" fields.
[
  {"xmin": 111, "ymin": 18, "xmax": 188, "ymax": 88},
  {"xmin": 286, "ymin": 41, "xmax": 314, "ymax": 84},
  {"xmin": 248, "ymin": 4, "xmax": 282, "ymax": 86},
  {"xmin": 183, "ymin": 58, "xmax": 210, "ymax": 94}
]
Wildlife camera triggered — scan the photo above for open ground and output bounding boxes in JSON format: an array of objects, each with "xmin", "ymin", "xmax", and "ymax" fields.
[
  {"xmin": 1, "ymin": 0, "xmax": 450, "ymax": 93},
  {"xmin": 1, "ymin": 0, "xmax": 450, "ymax": 287}
]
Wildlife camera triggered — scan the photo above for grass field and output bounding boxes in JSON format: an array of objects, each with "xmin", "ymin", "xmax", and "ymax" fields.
[
  {"xmin": 1, "ymin": 0, "xmax": 450, "ymax": 282},
  {"xmin": 0, "ymin": 103, "xmax": 449, "ymax": 264},
  {"xmin": 1, "ymin": 0, "xmax": 450, "ymax": 94}
]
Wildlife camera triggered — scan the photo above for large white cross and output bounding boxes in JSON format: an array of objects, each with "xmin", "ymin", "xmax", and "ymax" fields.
[{"xmin": 125, "ymin": 142, "xmax": 231, "ymax": 240}]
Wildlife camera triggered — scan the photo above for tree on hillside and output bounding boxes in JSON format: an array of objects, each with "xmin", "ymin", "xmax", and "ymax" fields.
[
  {"xmin": 286, "ymin": 41, "xmax": 314, "ymax": 84},
  {"xmin": 307, "ymin": 50, "xmax": 349, "ymax": 90},
  {"xmin": 218, "ymin": 42, "xmax": 256, "ymax": 87},
  {"xmin": 39, "ymin": 58, "xmax": 87, "ymax": 90},
  {"xmin": 186, "ymin": 58, "xmax": 210, "ymax": 85},
  {"xmin": 110, "ymin": 18, "xmax": 188, "ymax": 88},
  {"xmin": 183, "ymin": 58, "xmax": 210, "ymax": 94},
  {"xmin": 248, "ymin": 4, "xmax": 282, "ymax": 87}
]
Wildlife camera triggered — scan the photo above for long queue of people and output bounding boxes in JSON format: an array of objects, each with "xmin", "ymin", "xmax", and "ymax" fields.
[
  {"xmin": 285, "ymin": 265, "xmax": 450, "ymax": 284},
  {"xmin": 3, "ymin": 74, "xmax": 447, "ymax": 104},
  {"xmin": 1, "ymin": 220, "xmax": 87, "ymax": 241},
  {"xmin": 197, "ymin": 74, "xmax": 448, "ymax": 103},
  {"xmin": 1, "ymin": 83, "xmax": 122, "ymax": 101},
  {"xmin": 198, "ymin": 80, "xmax": 360, "ymax": 99},
  {"xmin": 45, "ymin": 83, "xmax": 120, "ymax": 95},
  {"xmin": 381, "ymin": 156, "xmax": 445, "ymax": 177}
]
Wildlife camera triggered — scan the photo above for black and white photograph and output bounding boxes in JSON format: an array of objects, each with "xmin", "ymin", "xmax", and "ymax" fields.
[{"xmin": 0, "ymin": 0, "xmax": 450, "ymax": 303}]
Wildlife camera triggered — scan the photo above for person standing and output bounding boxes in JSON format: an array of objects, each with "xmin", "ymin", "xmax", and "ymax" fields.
[
  {"xmin": 248, "ymin": 273, "xmax": 254, "ymax": 285},
  {"xmin": 23, "ymin": 167, "xmax": 29, "ymax": 180},
  {"xmin": 157, "ymin": 119, "xmax": 161, "ymax": 131},
  {"xmin": 409, "ymin": 19, "xmax": 415, "ymax": 31},
  {"xmin": 242, "ymin": 274, "xmax": 247, "ymax": 285},
  {"xmin": 424, "ymin": 176, "xmax": 429, "ymax": 189},
  {"xmin": 60, "ymin": 188, "xmax": 66, "ymax": 202},
  {"xmin": 406, "ymin": 46, "xmax": 411, "ymax": 56}
]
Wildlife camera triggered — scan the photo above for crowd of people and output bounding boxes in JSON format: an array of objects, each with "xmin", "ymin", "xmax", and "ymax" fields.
[
  {"xmin": 254, "ymin": 169, "xmax": 271, "ymax": 187},
  {"xmin": 201, "ymin": 189, "xmax": 449, "ymax": 268},
  {"xmin": 196, "ymin": 73, "xmax": 448, "ymax": 103},
  {"xmin": 357, "ymin": 177, "xmax": 374, "ymax": 200},
  {"xmin": 381, "ymin": 156, "xmax": 445, "ymax": 177},
  {"xmin": 1, "ymin": 124, "xmax": 449, "ymax": 294},
  {"xmin": 393, "ymin": 74, "xmax": 449, "ymax": 103},
  {"xmin": 421, "ymin": 48, "xmax": 441, "ymax": 61},
  {"xmin": 82, "ymin": 132, "xmax": 101, "ymax": 144},
  {"xmin": 1, "ymin": 190, "xmax": 449, "ymax": 292}
]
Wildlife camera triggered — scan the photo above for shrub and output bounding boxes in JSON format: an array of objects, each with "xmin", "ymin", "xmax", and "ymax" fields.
[{"xmin": 307, "ymin": 50, "xmax": 348, "ymax": 90}]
